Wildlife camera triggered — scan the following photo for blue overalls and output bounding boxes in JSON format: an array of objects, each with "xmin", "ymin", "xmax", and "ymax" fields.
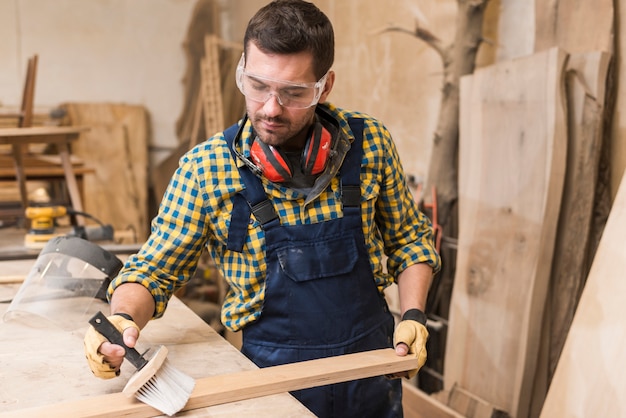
[{"xmin": 225, "ymin": 117, "xmax": 402, "ymax": 417}]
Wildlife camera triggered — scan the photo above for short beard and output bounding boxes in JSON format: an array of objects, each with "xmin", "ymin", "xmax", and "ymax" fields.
[{"xmin": 249, "ymin": 110, "xmax": 315, "ymax": 150}]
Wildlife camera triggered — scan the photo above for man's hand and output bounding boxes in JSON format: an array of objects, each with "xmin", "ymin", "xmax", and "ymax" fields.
[
  {"xmin": 391, "ymin": 309, "xmax": 429, "ymax": 379},
  {"xmin": 84, "ymin": 314, "xmax": 140, "ymax": 379}
]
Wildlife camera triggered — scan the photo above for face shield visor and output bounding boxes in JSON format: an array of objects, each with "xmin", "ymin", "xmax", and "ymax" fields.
[{"xmin": 3, "ymin": 236, "xmax": 123, "ymax": 331}]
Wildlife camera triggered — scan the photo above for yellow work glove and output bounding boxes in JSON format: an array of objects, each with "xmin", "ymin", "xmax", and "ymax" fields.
[
  {"xmin": 84, "ymin": 313, "xmax": 139, "ymax": 379},
  {"xmin": 393, "ymin": 309, "xmax": 429, "ymax": 379}
]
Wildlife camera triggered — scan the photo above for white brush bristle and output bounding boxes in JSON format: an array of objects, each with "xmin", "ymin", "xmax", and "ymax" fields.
[{"xmin": 135, "ymin": 359, "xmax": 195, "ymax": 416}]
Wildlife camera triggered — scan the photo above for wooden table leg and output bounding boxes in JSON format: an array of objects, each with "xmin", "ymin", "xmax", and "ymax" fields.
[
  {"xmin": 10, "ymin": 143, "xmax": 29, "ymax": 210},
  {"xmin": 58, "ymin": 144, "xmax": 85, "ymax": 226}
]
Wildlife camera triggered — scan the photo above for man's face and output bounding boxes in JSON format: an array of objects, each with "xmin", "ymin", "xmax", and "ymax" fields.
[{"xmin": 242, "ymin": 43, "xmax": 333, "ymax": 150}]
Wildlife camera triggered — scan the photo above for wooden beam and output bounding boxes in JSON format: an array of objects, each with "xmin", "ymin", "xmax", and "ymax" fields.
[
  {"xmin": 447, "ymin": 384, "xmax": 509, "ymax": 418},
  {"xmin": 4, "ymin": 348, "xmax": 416, "ymax": 418},
  {"xmin": 402, "ymin": 382, "xmax": 464, "ymax": 418},
  {"xmin": 0, "ymin": 275, "xmax": 25, "ymax": 284},
  {"xmin": 18, "ymin": 55, "xmax": 38, "ymax": 128}
]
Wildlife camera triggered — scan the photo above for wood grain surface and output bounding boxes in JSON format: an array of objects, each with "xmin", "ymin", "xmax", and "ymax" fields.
[
  {"xmin": 444, "ymin": 47, "xmax": 568, "ymax": 418},
  {"xmin": 540, "ymin": 172, "xmax": 626, "ymax": 417}
]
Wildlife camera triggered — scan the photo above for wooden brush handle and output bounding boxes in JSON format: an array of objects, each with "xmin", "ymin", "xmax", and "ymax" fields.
[{"xmin": 88, "ymin": 311, "xmax": 148, "ymax": 370}]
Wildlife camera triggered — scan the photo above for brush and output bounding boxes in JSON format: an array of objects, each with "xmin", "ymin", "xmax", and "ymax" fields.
[{"xmin": 89, "ymin": 311, "xmax": 195, "ymax": 416}]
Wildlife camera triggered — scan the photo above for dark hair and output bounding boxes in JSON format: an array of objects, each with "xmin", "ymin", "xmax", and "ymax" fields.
[{"xmin": 243, "ymin": 0, "xmax": 334, "ymax": 78}]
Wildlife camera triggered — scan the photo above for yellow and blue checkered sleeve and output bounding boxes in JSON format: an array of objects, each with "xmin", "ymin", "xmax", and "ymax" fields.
[
  {"xmin": 108, "ymin": 144, "xmax": 213, "ymax": 318},
  {"xmin": 360, "ymin": 117, "xmax": 441, "ymax": 279}
]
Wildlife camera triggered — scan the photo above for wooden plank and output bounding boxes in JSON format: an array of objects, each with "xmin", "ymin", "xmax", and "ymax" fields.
[
  {"xmin": 540, "ymin": 172, "xmax": 626, "ymax": 417},
  {"xmin": 547, "ymin": 51, "xmax": 611, "ymax": 379},
  {"xmin": 18, "ymin": 55, "xmax": 37, "ymax": 128},
  {"xmin": 0, "ymin": 275, "xmax": 24, "ymax": 284},
  {"xmin": 527, "ymin": 51, "xmax": 612, "ymax": 418},
  {"xmin": 3, "ymin": 348, "xmax": 416, "ymax": 418},
  {"xmin": 175, "ymin": 0, "xmax": 220, "ymax": 145},
  {"xmin": 402, "ymin": 382, "xmax": 464, "ymax": 418},
  {"xmin": 0, "ymin": 126, "xmax": 88, "ymax": 138},
  {"xmin": 197, "ymin": 34, "xmax": 225, "ymax": 146},
  {"xmin": 447, "ymin": 384, "xmax": 510, "ymax": 418},
  {"xmin": 62, "ymin": 103, "xmax": 149, "ymax": 241},
  {"xmin": 444, "ymin": 47, "xmax": 568, "ymax": 418},
  {"xmin": 0, "ymin": 166, "xmax": 94, "ymax": 179}
]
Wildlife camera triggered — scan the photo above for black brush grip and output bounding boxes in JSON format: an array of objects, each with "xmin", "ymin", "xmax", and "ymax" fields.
[{"xmin": 89, "ymin": 311, "xmax": 148, "ymax": 370}]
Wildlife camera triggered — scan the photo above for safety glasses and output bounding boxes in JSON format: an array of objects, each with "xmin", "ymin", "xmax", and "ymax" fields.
[{"xmin": 236, "ymin": 54, "xmax": 328, "ymax": 109}]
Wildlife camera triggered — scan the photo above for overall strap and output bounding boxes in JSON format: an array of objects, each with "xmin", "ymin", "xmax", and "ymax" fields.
[
  {"xmin": 225, "ymin": 122, "xmax": 279, "ymax": 252},
  {"xmin": 224, "ymin": 117, "xmax": 365, "ymax": 252},
  {"xmin": 340, "ymin": 117, "xmax": 364, "ymax": 211}
]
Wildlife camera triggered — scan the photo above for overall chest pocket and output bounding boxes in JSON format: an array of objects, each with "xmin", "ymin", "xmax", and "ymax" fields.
[{"xmin": 276, "ymin": 235, "xmax": 359, "ymax": 282}]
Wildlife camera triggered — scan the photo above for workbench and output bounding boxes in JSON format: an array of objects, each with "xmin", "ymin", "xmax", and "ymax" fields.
[{"xmin": 0, "ymin": 260, "xmax": 314, "ymax": 417}]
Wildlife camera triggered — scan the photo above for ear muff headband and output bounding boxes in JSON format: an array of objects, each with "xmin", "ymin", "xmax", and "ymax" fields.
[
  {"xmin": 250, "ymin": 140, "xmax": 293, "ymax": 183},
  {"xmin": 249, "ymin": 122, "xmax": 332, "ymax": 183},
  {"xmin": 302, "ymin": 122, "xmax": 331, "ymax": 176}
]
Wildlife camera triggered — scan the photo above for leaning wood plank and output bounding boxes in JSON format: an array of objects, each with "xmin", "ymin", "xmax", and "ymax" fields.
[
  {"xmin": 444, "ymin": 47, "xmax": 568, "ymax": 418},
  {"xmin": 547, "ymin": 51, "xmax": 611, "ymax": 380},
  {"xmin": 62, "ymin": 103, "xmax": 150, "ymax": 241},
  {"xmin": 3, "ymin": 348, "xmax": 414, "ymax": 418},
  {"xmin": 528, "ymin": 50, "xmax": 612, "ymax": 418},
  {"xmin": 540, "ymin": 172, "xmax": 626, "ymax": 416},
  {"xmin": 447, "ymin": 384, "xmax": 509, "ymax": 418},
  {"xmin": 402, "ymin": 381, "xmax": 464, "ymax": 418}
]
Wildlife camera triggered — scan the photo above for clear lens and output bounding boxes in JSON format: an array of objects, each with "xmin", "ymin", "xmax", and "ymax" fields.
[{"xmin": 236, "ymin": 55, "xmax": 328, "ymax": 109}]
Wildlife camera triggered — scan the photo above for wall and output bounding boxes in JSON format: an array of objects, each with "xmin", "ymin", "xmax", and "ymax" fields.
[
  {"xmin": 0, "ymin": 0, "xmax": 457, "ymax": 185},
  {"xmin": 1, "ymin": 0, "xmax": 623, "ymax": 197},
  {"xmin": 0, "ymin": 0, "xmax": 196, "ymax": 164}
]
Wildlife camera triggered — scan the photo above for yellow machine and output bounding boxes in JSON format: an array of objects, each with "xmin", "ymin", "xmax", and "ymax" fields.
[
  {"xmin": 23, "ymin": 205, "xmax": 115, "ymax": 249},
  {"xmin": 24, "ymin": 205, "xmax": 68, "ymax": 249}
]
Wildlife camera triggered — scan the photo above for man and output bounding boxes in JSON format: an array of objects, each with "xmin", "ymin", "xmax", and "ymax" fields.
[{"xmin": 84, "ymin": 1, "xmax": 440, "ymax": 416}]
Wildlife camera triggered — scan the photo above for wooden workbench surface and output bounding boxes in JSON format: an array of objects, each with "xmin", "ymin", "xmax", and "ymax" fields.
[{"xmin": 0, "ymin": 261, "xmax": 314, "ymax": 417}]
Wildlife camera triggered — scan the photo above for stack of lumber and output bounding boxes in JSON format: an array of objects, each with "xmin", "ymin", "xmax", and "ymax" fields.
[{"xmin": 424, "ymin": 1, "xmax": 615, "ymax": 417}]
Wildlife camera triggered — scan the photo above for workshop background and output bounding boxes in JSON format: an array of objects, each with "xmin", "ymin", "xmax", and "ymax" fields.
[{"xmin": 0, "ymin": 0, "xmax": 624, "ymax": 417}]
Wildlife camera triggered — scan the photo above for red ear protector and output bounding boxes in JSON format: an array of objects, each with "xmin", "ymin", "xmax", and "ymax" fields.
[{"xmin": 250, "ymin": 121, "xmax": 332, "ymax": 183}]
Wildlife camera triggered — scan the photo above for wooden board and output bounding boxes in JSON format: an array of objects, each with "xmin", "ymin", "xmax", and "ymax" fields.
[
  {"xmin": 540, "ymin": 172, "xmax": 626, "ymax": 417},
  {"xmin": 530, "ymin": 53, "xmax": 612, "ymax": 417},
  {"xmin": 402, "ymin": 382, "xmax": 464, "ymax": 418},
  {"xmin": 3, "ymin": 348, "xmax": 416, "ymax": 418},
  {"xmin": 62, "ymin": 103, "xmax": 150, "ymax": 241},
  {"xmin": 546, "ymin": 51, "xmax": 611, "ymax": 378},
  {"xmin": 444, "ymin": 47, "xmax": 568, "ymax": 418}
]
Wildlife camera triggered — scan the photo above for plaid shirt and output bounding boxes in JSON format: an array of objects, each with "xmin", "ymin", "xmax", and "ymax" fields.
[{"xmin": 109, "ymin": 103, "xmax": 441, "ymax": 331}]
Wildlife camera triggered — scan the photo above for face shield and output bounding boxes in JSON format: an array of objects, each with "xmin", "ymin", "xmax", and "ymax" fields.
[{"xmin": 3, "ymin": 236, "xmax": 123, "ymax": 331}]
